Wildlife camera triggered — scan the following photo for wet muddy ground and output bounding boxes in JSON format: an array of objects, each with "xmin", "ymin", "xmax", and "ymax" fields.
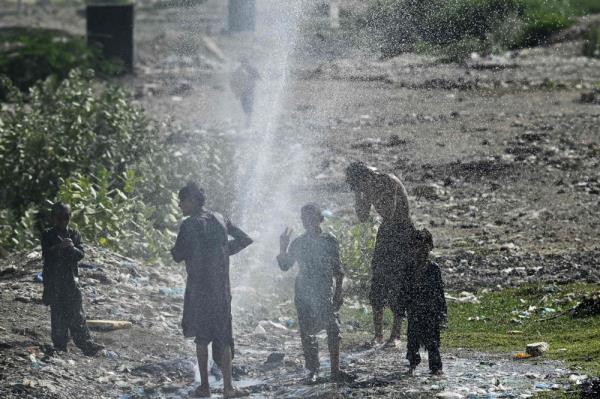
[{"xmin": 1, "ymin": 0, "xmax": 599, "ymax": 397}]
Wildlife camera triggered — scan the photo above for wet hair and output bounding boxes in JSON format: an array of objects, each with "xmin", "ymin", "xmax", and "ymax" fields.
[
  {"xmin": 415, "ymin": 228, "xmax": 434, "ymax": 253},
  {"xmin": 301, "ymin": 202, "xmax": 324, "ymax": 220},
  {"xmin": 178, "ymin": 182, "xmax": 206, "ymax": 207},
  {"xmin": 345, "ymin": 161, "xmax": 373, "ymax": 189},
  {"xmin": 51, "ymin": 202, "xmax": 71, "ymax": 218}
]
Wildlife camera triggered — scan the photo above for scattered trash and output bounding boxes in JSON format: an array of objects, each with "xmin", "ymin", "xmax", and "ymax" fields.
[
  {"xmin": 264, "ymin": 352, "xmax": 285, "ymax": 365},
  {"xmin": 436, "ymin": 392, "xmax": 464, "ymax": 399},
  {"xmin": 568, "ymin": 374, "xmax": 588, "ymax": 385},
  {"xmin": 158, "ymin": 287, "xmax": 185, "ymax": 298},
  {"xmin": 87, "ymin": 320, "xmax": 133, "ymax": 331},
  {"xmin": 570, "ymin": 294, "xmax": 600, "ymax": 318},
  {"xmin": 525, "ymin": 342, "xmax": 549, "ymax": 357},
  {"xmin": 446, "ymin": 292, "xmax": 480, "ymax": 304},
  {"xmin": 513, "ymin": 352, "xmax": 532, "ymax": 360},
  {"xmin": 581, "ymin": 377, "xmax": 600, "ymax": 398}
]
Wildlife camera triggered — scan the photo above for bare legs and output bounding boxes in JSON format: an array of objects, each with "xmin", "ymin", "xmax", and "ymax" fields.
[
  {"xmin": 193, "ymin": 344, "xmax": 248, "ymax": 398},
  {"xmin": 373, "ymin": 308, "xmax": 402, "ymax": 344},
  {"xmin": 194, "ymin": 344, "xmax": 210, "ymax": 398}
]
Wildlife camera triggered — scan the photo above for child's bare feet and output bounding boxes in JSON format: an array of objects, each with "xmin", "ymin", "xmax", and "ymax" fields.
[
  {"xmin": 431, "ymin": 369, "xmax": 444, "ymax": 376},
  {"xmin": 407, "ymin": 366, "xmax": 416, "ymax": 375},
  {"xmin": 383, "ymin": 338, "xmax": 400, "ymax": 348},
  {"xmin": 223, "ymin": 387, "xmax": 249, "ymax": 398},
  {"xmin": 191, "ymin": 384, "xmax": 210, "ymax": 398},
  {"xmin": 303, "ymin": 371, "xmax": 319, "ymax": 385}
]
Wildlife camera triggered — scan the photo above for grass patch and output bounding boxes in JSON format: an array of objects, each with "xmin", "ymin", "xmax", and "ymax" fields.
[
  {"xmin": 444, "ymin": 283, "xmax": 600, "ymax": 375},
  {"xmin": 341, "ymin": 283, "xmax": 600, "ymax": 375}
]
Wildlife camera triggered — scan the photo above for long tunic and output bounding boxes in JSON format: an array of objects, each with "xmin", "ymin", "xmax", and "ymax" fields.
[
  {"xmin": 171, "ymin": 209, "xmax": 252, "ymax": 345},
  {"xmin": 277, "ymin": 232, "xmax": 343, "ymax": 334},
  {"xmin": 41, "ymin": 227, "xmax": 85, "ymax": 306}
]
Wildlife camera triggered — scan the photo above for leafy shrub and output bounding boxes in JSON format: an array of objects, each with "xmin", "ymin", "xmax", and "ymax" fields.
[
  {"xmin": 362, "ymin": 0, "xmax": 592, "ymax": 59},
  {"xmin": 0, "ymin": 208, "xmax": 39, "ymax": 251},
  {"xmin": 56, "ymin": 169, "xmax": 177, "ymax": 262},
  {"xmin": 0, "ymin": 69, "xmax": 157, "ymax": 214},
  {"xmin": 517, "ymin": 0, "xmax": 575, "ymax": 46},
  {"xmin": 583, "ymin": 23, "xmax": 600, "ymax": 58},
  {"xmin": 0, "ymin": 27, "xmax": 121, "ymax": 95},
  {"xmin": 327, "ymin": 219, "xmax": 379, "ymax": 300},
  {"xmin": 0, "ymin": 70, "xmax": 235, "ymax": 260}
]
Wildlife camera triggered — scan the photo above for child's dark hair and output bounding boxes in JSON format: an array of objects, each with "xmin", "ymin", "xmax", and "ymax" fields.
[
  {"xmin": 179, "ymin": 182, "xmax": 206, "ymax": 207},
  {"xmin": 51, "ymin": 202, "xmax": 71, "ymax": 217},
  {"xmin": 301, "ymin": 202, "xmax": 324, "ymax": 221},
  {"xmin": 345, "ymin": 161, "xmax": 372, "ymax": 189}
]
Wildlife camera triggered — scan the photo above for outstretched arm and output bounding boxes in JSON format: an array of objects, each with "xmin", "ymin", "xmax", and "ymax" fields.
[{"xmin": 227, "ymin": 219, "xmax": 253, "ymax": 256}]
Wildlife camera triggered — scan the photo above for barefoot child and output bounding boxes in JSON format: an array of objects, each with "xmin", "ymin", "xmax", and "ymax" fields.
[
  {"xmin": 171, "ymin": 182, "xmax": 253, "ymax": 398},
  {"xmin": 41, "ymin": 202, "xmax": 104, "ymax": 356},
  {"xmin": 277, "ymin": 203, "xmax": 352, "ymax": 383},
  {"xmin": 406, "ymin": 228, "xmax": 447, "ymax": 375}
]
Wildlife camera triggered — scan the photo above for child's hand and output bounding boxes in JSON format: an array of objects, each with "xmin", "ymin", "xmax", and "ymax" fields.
[
  {"xmin": 61, "ymin": 238, "xmax": 74, "ymax": 248},
  {"xmin": 279, "ymin": 227, "xmax": 293, "ymax": 253}
]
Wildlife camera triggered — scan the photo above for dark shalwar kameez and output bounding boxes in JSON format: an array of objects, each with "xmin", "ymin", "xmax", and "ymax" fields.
[
  {"xmin": 277, "ymin": 232, "xmax": 343, "ymax": 373},
  {"xmin": 406, "ymin": 261, "xmax": 447, "ymax": 373},
  {"xmin": 369, "ymin": 222, "xmax": 418, "ymax": 316},
  {"xmin": 41, "ymin": 227, "xmax": 95, "ymax": 351},
  {"xmin": 171, "ymin": 210, "xmax": 252, "ymax": 358}
]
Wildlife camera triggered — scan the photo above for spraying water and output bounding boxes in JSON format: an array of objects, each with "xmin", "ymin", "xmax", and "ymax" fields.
[{"xmin": 228, "ymin": 1, "xmax": 314, "ymax": 302}]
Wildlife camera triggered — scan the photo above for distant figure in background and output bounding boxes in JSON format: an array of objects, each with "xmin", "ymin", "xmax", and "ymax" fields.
[
  {"xmin": 406, "ymin": 228, "xmax": 446, "ymax": 375},
  {"xmin": 345, "ymin": 161, "xmax": 415, "ymax": 347},
  {"xmin": 277, "ymin": 203, "xmax": 354, "ymax": 383},
  {"xmin": 41, "ymin": 202, "xmax": 104, "ymax": 356},
  {"xmin": 171, "ymin": 182, "xmax": 253, "ymax": 398},
  {"xmin": 230, "ymin": 56, "xmax": 260, "ymax": 127}
]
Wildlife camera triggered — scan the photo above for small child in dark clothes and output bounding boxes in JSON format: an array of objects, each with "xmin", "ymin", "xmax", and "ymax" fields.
[
  {"xmin": 41, "ymin": 202, "xmax": 103, "ymax": 356},
  {"xmin": 277, "ymin": 203, "xmax": 353, "ymax": 383},
  {"xmin": 406, "ymin": 228, "xmax": 447, "ymax": 375}
]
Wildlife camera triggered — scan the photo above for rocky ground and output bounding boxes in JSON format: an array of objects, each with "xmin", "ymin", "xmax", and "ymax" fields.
[
  {"xmin": 1, "ymin": 0, "xmax": 599, "ymax": 398},
  {"xmin": 0, "ymin": 248, "xmax": 587, "ymax": 398}
]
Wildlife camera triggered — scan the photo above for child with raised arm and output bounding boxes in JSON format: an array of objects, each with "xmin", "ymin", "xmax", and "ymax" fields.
[
  {"xmin": 277, "ymin": 203, "xmax": 352, "ymax": 383},
  {"xmin": 406, "ymin": 228, "xmax": 447, "ymax": 375}
]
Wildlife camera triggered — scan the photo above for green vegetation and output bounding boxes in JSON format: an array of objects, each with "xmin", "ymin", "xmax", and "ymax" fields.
[
  {"xmin": 444, "ymin": 283, "xmax": 600, "ymax": 374},
  {"xmin": 362, "ymin": 0, "xmax": 600, "ymax": 59},
  {"xmin": 0, "ymin": 28, "xmax": 121, "ymax": 96},
  {"xmin": 342, "ymin": 283, "xmax": 600, "ymax": 375},
  {"xmin": 327, "ymin": 220, "xmax": 378, "ymax": 299},
  {"xmin": 0, "ymin": 70, "xmax": 234, "ymax": 261}
]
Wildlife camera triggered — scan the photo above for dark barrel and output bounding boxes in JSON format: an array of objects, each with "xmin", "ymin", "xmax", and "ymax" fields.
[
  {"xmin": 86, "ymin": 3, "xmax": 134, "ymax": 71},
  {"xmin": 228, "ymin": 0, "xmax": 255, "ymax": 32}
]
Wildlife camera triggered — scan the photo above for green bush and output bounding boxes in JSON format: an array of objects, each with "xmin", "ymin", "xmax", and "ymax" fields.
[
  {"xmin": 0, "ymin": 69, "xmax": 157, "ymax": 214},
  {"xmin": 327, "ymin": 219, "xmax": 379, "ymax": 299},
  {"xmin": 0, "ymin": 69, "xmax": 235, "ymax": 259},
  {"xmin": 0, "ymin": 27, "xmax": 121, "ymax": 95},
  {"xmin": 362, "ymin": 0, "xmax": 593, "ymax": 59},
  {"xmin": 56, "ymin": 169, "xmax": 177, "ymax": 262}
]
